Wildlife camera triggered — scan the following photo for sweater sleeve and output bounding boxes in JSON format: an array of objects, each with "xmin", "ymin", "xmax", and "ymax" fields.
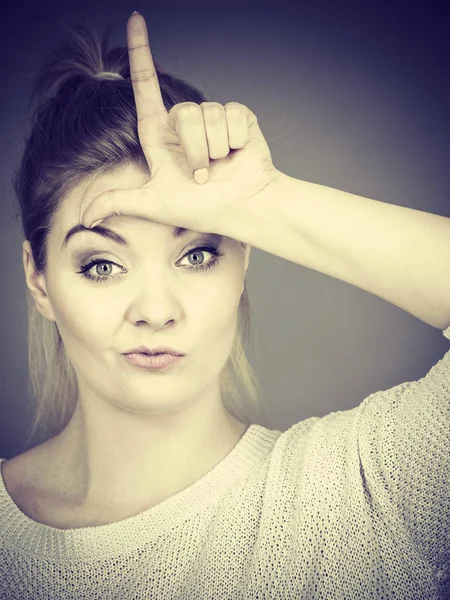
[{"xmin": 356, "ymin": 326, "xmax": 450, "ymax": 583}]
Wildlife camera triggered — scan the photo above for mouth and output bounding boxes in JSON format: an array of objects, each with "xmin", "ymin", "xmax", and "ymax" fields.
[
  {"xmin": 123, "ymin": 346, "xmax": 184, "ymax": 357},
  {"xmin": 123, "ymin": 351, "xmax": 184, "ymax": 370}
]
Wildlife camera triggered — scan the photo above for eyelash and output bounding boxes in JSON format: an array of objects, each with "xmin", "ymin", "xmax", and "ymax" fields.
[{"xmin": 76, "ymin": 246, "xmax": 225, "ymax": 284}]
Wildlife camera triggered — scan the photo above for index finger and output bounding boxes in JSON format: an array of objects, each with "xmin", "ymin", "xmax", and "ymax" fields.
[{"xmin": 127, "ymin": 12, "xmax": 167, "ymax": 121}]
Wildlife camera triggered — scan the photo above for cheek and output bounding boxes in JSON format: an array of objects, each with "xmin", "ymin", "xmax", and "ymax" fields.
[
  {"xmin": 191, "ymin": 282, "xmax": 241, "ymax": 365},
  {"xmin": 47, "ymin": 276, "xmax": 117, "ymax": 348},
  {"xmin": 191, "ymin": 272, "xmax": 241, "ymax": 324}
]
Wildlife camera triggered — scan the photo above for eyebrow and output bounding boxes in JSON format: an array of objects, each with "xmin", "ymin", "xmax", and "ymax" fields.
[{"xmin": 62, "ymin": 223, "xmax": 190, "ymax": 250}]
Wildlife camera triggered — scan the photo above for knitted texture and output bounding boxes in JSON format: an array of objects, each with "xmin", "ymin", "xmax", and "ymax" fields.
[{"xmin": 1, "ymin": 328, "xmax": 449, "ymax": 599}]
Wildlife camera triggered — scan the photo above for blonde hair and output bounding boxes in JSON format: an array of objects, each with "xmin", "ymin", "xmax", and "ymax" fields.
[{"xmin": 14, "ymin": 22, "xmax": 270, "ymax": 449}]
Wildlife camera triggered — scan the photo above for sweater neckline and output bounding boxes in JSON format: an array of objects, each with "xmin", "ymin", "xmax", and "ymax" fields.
[{"xmin": 0, "ymin": 423, "xmax": 280, "ymax": 560}]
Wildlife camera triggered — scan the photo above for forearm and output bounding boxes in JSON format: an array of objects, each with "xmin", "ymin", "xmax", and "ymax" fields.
[{"xmin": 227, "ymin": 172, "xmax": 450, "ymax": 330}]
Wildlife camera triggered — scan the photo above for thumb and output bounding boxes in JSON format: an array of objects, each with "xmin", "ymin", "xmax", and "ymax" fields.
[{"xmin": 81, "ymin": 186, "xmax": 159, "ymax": 229}]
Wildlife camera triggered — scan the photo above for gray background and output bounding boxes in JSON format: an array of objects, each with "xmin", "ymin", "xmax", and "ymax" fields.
[{"xmin": 1, "ymin": 0, "xmax": 449, "ymax": 458}]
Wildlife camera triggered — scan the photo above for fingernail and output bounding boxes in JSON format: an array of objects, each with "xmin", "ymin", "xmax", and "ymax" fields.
[
  {"xmin": 194, "ymin": 168, "xmax": 209, "ymax": 185},
  {"xmin": 131, "ymin": 10, "xmax": 140, "ymax": 16},
  {"xmin": 90, "ymin": 219, "xmax": 103, "ymax": 229}
]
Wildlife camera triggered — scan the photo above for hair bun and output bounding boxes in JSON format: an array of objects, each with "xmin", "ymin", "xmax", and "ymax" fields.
[{"xmin": 93, "ymin": 71, "xmax": 124, "ymax": 81}]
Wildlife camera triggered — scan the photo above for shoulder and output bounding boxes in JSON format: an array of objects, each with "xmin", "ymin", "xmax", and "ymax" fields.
[
  {"xmin": 2, "ymin": 452, "xmax": 30, "ymax": 494},
  {"xmin": 0, "ymin": 443, "xmax": 77, "ymax": 527},
  {"xmin": 1, "ymin": 443, "xmax": 54, "ymax": 508}
]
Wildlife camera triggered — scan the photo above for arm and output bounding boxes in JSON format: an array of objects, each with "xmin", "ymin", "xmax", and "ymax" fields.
[{"xmin": 228, "ymin": 172, "xmax": 450, "ymax": 330}]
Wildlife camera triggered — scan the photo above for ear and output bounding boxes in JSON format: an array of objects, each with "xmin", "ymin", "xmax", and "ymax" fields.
[
  {"xmin": 22, "ymin": 241, "xmax": 57, "ymax": 322},
  {"xmin": 241, "ymin": 243, "xmax": 252, "ymax": 294},
  {"xmin": 244, "ymin": 243, "xmax": 252, "ymax": 274}
]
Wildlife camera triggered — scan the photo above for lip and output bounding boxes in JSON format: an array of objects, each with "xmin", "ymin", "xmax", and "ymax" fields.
[
  {"xmin": 123, "ymin": 345, "xmax": 184, "ymax": 357},
  {"xmin": 123, "ymin": 353, "xmax": 183, "ymax": 371}
]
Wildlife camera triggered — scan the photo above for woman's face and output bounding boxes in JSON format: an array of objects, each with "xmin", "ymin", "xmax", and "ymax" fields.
[{"xmin": 23, "ymin": 163, "xmax": 251, "ymax": 415}]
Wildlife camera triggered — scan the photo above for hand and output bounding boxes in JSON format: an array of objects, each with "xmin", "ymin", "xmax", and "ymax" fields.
[{"xmin": 81, "ymin": 11, "xmax": 283, "ymax": 236}]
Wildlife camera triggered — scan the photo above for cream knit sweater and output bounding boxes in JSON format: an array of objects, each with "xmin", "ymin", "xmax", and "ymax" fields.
[{"xmin": 1, "ymin": 328, "xmax": 449, "ymax": 599}]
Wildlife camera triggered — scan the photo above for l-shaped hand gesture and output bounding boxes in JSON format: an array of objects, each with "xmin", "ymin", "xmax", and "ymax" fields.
[{"xmin": 81, "ymin": 11, "xmax": 283, "ymax": 236}]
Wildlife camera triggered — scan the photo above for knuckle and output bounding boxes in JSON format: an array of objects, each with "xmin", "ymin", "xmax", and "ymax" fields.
[
  {"xmin": 105, "ymin": 190, "xmax": 118, "ymax": 212},
  {"xmin": 225, "ymin": 103, "xmax": 255, "ymax": 125},
  {"xmin": 225, "ymin": 101, "xmax": 244, "ymax": 109},
  {"xmin": 128, "ymin": 42, "xmax": 150, "ymax": 52},
  {"xmin": 225, "ymin": 102, "xmax": 246, "ymax": 114},
  {"xmin": 174, "ymin": 102, "xmax": 202, "ymax": 119},
  {"xmin": 201, "ymin": 102, "xmax": 225, "ymax": 121},
  {"xmin": 130, "ymin": 67, "xmax": 158, "ymax": 83},
  {"xmin": 201, "ymin": 101, "xmax": 223, "ymax": 109},
  {"xmin": 192, "ymin": 152, "xmax": 209, "ymax": 164}
]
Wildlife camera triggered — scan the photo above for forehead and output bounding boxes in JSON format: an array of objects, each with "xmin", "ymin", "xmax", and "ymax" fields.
[{"xmin": 62, "ymin": 163, "xmax": 150, "ymax": 218}]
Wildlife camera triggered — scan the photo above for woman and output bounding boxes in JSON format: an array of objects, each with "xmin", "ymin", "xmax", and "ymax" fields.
[{"xmin": 0, "ymin": 11, "xmax": 449, "ymax": 600}]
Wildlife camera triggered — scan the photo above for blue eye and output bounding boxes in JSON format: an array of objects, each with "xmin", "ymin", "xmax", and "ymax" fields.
[{"xmin": 76, "ymin": 246, "xmax": 224, "ymax": 284}]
